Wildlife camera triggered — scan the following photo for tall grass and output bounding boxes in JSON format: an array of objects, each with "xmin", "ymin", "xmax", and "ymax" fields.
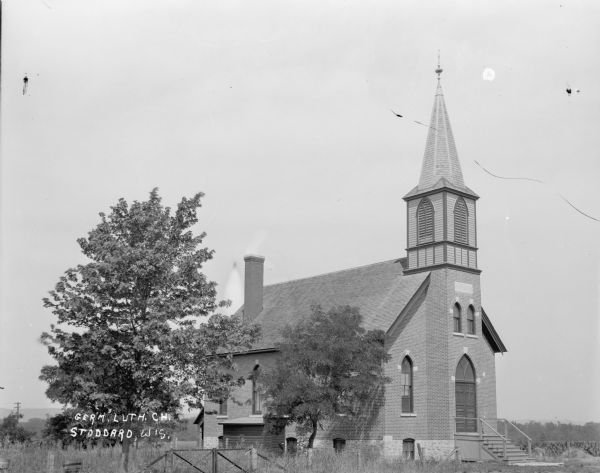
[
  {"xmin": 0, "ymin": 443, "xmax": 492, "ymax": 473},
  {"xmin": 258, "ymin": 449, "xmax": 491, "ymax": 473},
  {"xmin": 6, "ymin": 443, "xmax": 583, "ymax": 473},
  {"xmin": 0, "ymin": 443, "xmax": 166, "ymax": 472}
]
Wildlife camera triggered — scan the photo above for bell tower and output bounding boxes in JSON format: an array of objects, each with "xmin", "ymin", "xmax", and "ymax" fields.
[{"xmin": 403, "ymin": 61, "xmax": 480, "ymax": 274}]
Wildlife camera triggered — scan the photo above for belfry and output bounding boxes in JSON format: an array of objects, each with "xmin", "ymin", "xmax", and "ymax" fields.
[{"xmin": 404, "ymin": 61, "xmax": 480, "ymax": 274}]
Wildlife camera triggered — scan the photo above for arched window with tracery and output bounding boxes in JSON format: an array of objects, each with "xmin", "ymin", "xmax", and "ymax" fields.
[
  {"xmin": 251, "ymin": 365, "xmax": 261, "ymax": 415},
  {"xmin": 400, "ymin": 356, "xmax": 413, "ymax": 413},
  {"xmin": 467, "ymin": 305, "xmax": 476, "ymax": 335},
  {"xmin": 455, "ymin": 355, "xmax": 477, "ymax": 433},
  {"xmin": 417, "ymin": 198, "xmax": 434, "ymax": 244},
  {"xmin": 453, "ymin": 303, "xmax": 462, "ymax": 333},
  {"xmin": 454, "ymin": 197, "xmax": 468, "ymax": 244}
]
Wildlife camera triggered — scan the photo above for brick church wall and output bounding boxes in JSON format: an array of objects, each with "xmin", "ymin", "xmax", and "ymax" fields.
[
  {"xmin": 380, "ymin": 267, "xmax": 497, "ymax": 459},
  {"xmin": 205, "ymin": 268, "xmax": 497, "ymax": 459},
  {"xmin": 384, "ymin": 283, "xmax": 429, "ymax": 443},
  {"xmin": 204, "ymin": 348, "xmax": 385, "ymax": 450},
  {"xmin": 445, "ymin": 269, "xmax": 497, "ymax": 423},
  {"xmin": 203, "ymin": 350, "xmax": 278, "ymax": 448}
]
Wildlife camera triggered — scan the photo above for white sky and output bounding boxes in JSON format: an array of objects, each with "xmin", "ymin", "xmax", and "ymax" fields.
[{"xmin": 1, "ymin": 0, "xmax": 599, "ymax": 422}]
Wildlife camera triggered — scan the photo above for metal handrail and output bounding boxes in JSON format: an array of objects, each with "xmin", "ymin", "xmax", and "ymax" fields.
[
  {"xmin": 478, "ymin": 417, "xmax": 532, "ymax": 457},
  {"xmin": 503, "ymin": 419, "xmax": 532, "ymax": 442},
  {"xmin": 454, "ymin": 417, "xmax": 532, "ymax": 460},
  {"xmin": 502, "ymin": 418, "xmax": 532, "ymax": 457},
  {"xmin": 480, "ymin": 418, "xmax": 507, "ymax": 440}
]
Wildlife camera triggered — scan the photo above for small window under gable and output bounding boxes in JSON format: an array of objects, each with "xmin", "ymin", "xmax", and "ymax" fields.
[
  {"xmin": 453, "ymin": 303, "xmax": 462, "ymax": 333},
  {"xmin": 454, "ymin": 197, "xmax": 468, "ymax": 245},
  {"xmin": 400, "ymin": 356, "xmax": 413, "ymax": 413},
  {"xmin": 417, "ymin": 198, "xmax": 434, "ymax": 244},
  {"xmin": 467, "ymin": 305, "xmax": 476, "ymax": 335}
]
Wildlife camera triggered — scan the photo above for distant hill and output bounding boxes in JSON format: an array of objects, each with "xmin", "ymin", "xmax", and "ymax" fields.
[{"xmin": 0, "ymin": 407, "xmax": 63, "ymax": 422}]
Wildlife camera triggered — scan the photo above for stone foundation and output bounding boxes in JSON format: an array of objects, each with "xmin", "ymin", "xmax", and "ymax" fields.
[
  {"xmin": 311, "ymin": 438, "xmax": 383, "ymax": 452},
  {"xmin": 383, "ymin": 436, "xmax": 455, "ymax": 460},
  {"xmin": 417, "ymin": 440, "xmax": 455, "ymax": 460},
  {"xmin": 203, "ymin": 436, "xmax": 219, "ymax": 449}
]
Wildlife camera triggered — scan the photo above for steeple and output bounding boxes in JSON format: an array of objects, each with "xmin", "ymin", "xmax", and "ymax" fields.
[
  {"xmin": 418, "ymin": 58, "xmax": 465, "ymax": 191},
  {"xmin": 403, "ymin": 60, "xmax": 480, "ymax": 275}
]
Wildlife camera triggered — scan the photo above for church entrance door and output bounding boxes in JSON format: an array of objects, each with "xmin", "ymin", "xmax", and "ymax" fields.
[{"xmin": 455, "ymin": 355, "xmax": 477, "ymax": 433}]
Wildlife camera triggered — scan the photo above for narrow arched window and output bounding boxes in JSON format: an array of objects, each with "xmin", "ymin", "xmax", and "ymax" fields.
[
  {"xmin": 286, "ymin": 437, "xmax": 298, "ymax": 454},
  {"xmin": 455, "ymin": 355, "xmax": 477, "ymax": 433},
  {"xmin": 453, "ymin": 303, "xmax": 462, "ymax": 333},
  {"xmin": 218, "ymin": 398, "xmax": 228, "ymax": 416},
  {"xmin": 454, "ymin": 197, "xmax": 468, "ymax": 244},
  {"xmin": 467, "ymin": 305, "xmax": 475, "ymax": 335},
  {"xmin": 417, "ymin": 198, "xmax": 434, "ymax": 244},
  {"xmin": 400, "ymin": 357, "xmax": 413, "ymax": 413},
  {"xmin": 252, "ymin": 365, "xmax": 261, "ymax": 415}
]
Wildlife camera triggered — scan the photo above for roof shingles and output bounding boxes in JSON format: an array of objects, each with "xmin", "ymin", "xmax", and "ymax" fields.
[{"xmin": 236, "ymin": 258, "xmax": 430, "ymax": 350}]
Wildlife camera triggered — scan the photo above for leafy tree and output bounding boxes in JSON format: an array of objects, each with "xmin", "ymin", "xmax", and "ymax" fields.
[
  {"xmin": 40, "ymin": 189, "xmax": 259, "ymax": 470},
  {"xmin": 20, "ymin": 417, "xmax": 46, "ymax": 439},
  {"xmin": 0, "ymin": 413, "xmax": 34, "ymax": 444},
  {"xmin": 261, "ymin": 305, "xmax": 390, "ymax": 448}
]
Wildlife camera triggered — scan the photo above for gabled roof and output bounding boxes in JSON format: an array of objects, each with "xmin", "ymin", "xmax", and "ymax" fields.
[
  {"xmin": 193, "ymin": 407, "xmax": 204, "ymax": 425},
  {"xmin": 235, "ymin": 258, "xmax": 430, "ymax": 350},
  {"xmin": 481, "ymin": 308, "xmax": 507, "ymax": 353}
]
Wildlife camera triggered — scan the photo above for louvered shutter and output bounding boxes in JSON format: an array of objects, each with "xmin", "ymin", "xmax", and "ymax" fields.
[
  {"xmin": 454, "ymin": 198, "xmax": 468, "ymax": 244},
  {"xmin": 417, "ymin": 199, "xmax": 434, "ymax": 243}
]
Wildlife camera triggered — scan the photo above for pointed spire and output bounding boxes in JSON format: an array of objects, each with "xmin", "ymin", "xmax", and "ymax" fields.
[{"xmin": 418, "ymin": 58, "xmax": 465, "ymax": 191}]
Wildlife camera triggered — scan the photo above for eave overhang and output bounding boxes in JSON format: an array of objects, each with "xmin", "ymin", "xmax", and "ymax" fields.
[{"xmin": 481, "ymin": 307, "xmax": 507, "ymax": 353}]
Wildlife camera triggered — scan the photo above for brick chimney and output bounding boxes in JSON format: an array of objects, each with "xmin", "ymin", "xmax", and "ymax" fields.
[{"xmin": 243, "ymin": 255, "xmax": 265, "ymax": 323}]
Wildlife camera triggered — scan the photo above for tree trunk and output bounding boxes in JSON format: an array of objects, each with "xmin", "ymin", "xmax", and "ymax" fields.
[
  {"xmin": 120, "ymin": 437, "xmax": 131, "ymax": 472},
  {"xmin": 307, "ymin": 419, "xmax": 318, "ymax": 448}
]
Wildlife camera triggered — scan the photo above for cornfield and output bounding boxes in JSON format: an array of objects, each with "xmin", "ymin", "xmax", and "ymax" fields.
[{"xmin": 533, "ymin": 441, "xmax": 600, "ymax": 457}]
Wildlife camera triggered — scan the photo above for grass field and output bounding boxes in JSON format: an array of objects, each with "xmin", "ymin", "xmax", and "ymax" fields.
[{"xmin": 0, "ymin": 443, "xmax": 599, "ymax": 473}]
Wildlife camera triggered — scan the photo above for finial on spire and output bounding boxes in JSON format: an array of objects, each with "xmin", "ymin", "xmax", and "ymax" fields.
[{"xmin": 435, "ymin": 50, "xmax": 443, "ymax": 79}]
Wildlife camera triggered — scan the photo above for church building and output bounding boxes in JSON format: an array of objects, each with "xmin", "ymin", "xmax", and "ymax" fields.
[{"xmin": 202, "ymin": 65, "xmax": 522, "ymax": 462}]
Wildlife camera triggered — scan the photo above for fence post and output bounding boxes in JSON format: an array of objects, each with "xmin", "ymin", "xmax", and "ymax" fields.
[
  {"xmin": 356, "ymin": 449, "xmax": 362, "ymax": 468},
  {"xmin": 212, "ymin": 448, "xmax": 218, "ymax": 473},
  {"xmin": 307, "ymin": 448, "xmax": 313, "ymax": 468},
  {"xmin": 170, "ymin": 450, "xmax": 175, "ymax": 472},
  {"xmin": 528, "ymin": 439, "xmax": 532, "ymax": 457},
  {"xmin": 46, "ymin": 452, "xmax": 54, "ymax": 473},
  {"xmin": 251, "ymin": 447, "xmax": 258, "ymax": 471}
]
